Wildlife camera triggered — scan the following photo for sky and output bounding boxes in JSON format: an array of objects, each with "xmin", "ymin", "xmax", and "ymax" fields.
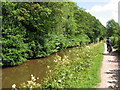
[{"xmin": 72, "ymin": 0, "xmax": 120, "ymax": 26}]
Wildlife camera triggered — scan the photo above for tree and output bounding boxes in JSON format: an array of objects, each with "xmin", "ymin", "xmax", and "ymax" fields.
[
  {"xmin": 106, "ymin": 19, "xmax": 120, "ymax": 37},
  {"xmin": 2, "ymin": 2, "xmax": 106, "ymax": 66},
  {"xmin": 106, "ymin": 19, "xmax": 120, "ymax": 51}
]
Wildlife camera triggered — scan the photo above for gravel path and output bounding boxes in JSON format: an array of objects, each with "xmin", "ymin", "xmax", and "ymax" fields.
[{"xmin": 98, "ymin": 43, "xmax": 120, "ymax": 89}]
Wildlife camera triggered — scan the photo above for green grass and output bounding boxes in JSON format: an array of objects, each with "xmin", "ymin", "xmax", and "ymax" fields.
[
  {"xmin": 79, "ymin": 43, "xmax": 104, "ymax": 88},
  {"xmin": 19, "ymin": 42, "xmax": 104, "ymax": 88}
]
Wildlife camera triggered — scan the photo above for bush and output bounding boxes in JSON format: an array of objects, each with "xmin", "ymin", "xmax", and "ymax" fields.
[{"xmin": 2, "ymin": 2, "xmax": 106, "ymax": 66}]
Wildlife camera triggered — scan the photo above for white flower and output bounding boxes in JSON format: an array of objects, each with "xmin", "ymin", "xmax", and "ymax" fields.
[
  {"xmin": 31, "ymin": 76, "xmax": 35, "ymax": 80},
  {"xmin": 33, "ymin": 82, "xmax": 36, "ymax": 85},
  {"xmin": 49, "ymin": 70, "xmax": 52, "ymax": 72},
  {"xmin": 47, "ymin": 65, "xmax": 50, "ymax": 68},
  {"xmin": 54, "ymin": 60, "xmax": 57, "ymax": 62},
  {"xmin": 37, "ymin": 77, "xmax": 39, "ymax": 79},
  {"xmin": 30, "ymin": 86, "xmax": 33, "ymax": 89},
  {"xmin": 86, "ymin": 46, "xmax": 90, "ymax": 49},
  {"xmin": 63, "ymin": 77, "xmax": 65, "ymax": 79},
  {"xmin": 12, "ymin": 84, "xmax": 16, "ymax": 88},
  {"xmin": 58, "ymin": 57, "xmax": 61, "ymax": 60},
  {"xmin": 58, "ymin": 80, "xmax": 62, "ymax": 83},
  {"xmin": 27, "ymin": 81, "xmax": 33, "ymax": 84}
]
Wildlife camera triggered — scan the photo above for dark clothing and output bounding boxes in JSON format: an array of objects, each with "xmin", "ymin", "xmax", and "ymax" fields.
[
  {"xmin": 106, "ymin": 39, "xmax": 112, "ymax": 52},
  {"xmin": 106, "ymin": 39, "xmax": 112, "ymax": 46},
  {"xmin": 99, "ymin": 37, "xmax": 104, "ymax": 42}
]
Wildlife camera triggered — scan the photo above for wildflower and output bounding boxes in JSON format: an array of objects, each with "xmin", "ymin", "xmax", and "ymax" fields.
[
  {"xmin": 27, "ymin": 81, "xmax": 33, "ymax": 84},
  {"xmin": 32, "ymin": 77, "xmax": 36, "ymax": 81},
  {"xmin": 69, "ymin": 50, "xmax": 71, "ymax": 52},
  {"xmin": 58, "ymin": 57, "xmax": 61, "ymax": 60},
  {"xmin": 33, "ymin": 82, "xmax": 36, "ymax": 85},
  {"xmin": 49, "ymin": 70, "xmax": 52, "ymax": 72},
  {"xmin": 54, "ymin": 60, "xmax": 57, "ymax": 62},
  {"xmin": 58, "ymin": 80, "xmax": 62, "ymax": 83},
  {"xmin": 30, "ymin": 86, "xmax": 33, "ymax": 89},
  {"xmin": 47, "ymin": 65, "xmax": 50, "ymax": 68},
  {"xmin": 36, "ymin": 83, "xmax": 41, "ymax": 87},
  {"xmin": 62, "ymin": 59, "xmax": 65, "ymax": 61},
  {"xmin": 37, "ymin": 77, "xmax": 39, "ymax": 79},
  {"xmin": 31, "ymin": 74, "xmax": 33, "ymax": 77},
  {"xmin": 63, "ymin": 77, "xmax": 65, "ymax": 79},
  {"xmin": 31, "ymin": 76, "xmax": 35, "ymax": 79},
  {"xmin": 86, "ymin": 46, "xmax": 90, "ymax": 49},
  {"xmin": 64, "ymin": 55, "xmax": 67, "ymax": 58},
  {"xmin": 12, "ymin": 84, "xmax": 16, "ymax": 88}
]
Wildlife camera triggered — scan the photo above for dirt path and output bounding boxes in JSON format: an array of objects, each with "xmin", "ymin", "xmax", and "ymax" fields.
[{"xmin": 98, "ymin": 43, "xmax": 120, "ymax": 89}]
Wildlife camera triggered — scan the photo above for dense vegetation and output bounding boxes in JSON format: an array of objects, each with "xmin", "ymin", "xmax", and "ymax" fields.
[
  {"xmin": 2, "ymin": 2, "xmax": 106, "ymax": 66},
  {"xmin": 106, "ymin": 19, "xmax": 120, "ymax": 51},
  {"xmin": 18, "ymin": 42, "xmax": 104, "ymax": 88}
]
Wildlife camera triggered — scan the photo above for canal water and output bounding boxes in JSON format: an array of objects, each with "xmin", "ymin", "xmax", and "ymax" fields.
[
  {"xmin": 2, "ymin": 47, "xmax": 71, "ymax": 88},
  {"xmin": 2, "ymin": 54, "xmax": 56, "ymax": 88}
]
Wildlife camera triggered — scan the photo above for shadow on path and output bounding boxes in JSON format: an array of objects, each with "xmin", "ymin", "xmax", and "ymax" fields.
[
  {"xmin": 104, "ymin": 51, "xmax": 120, "ymax": 89},
  {"xmin": 118, "ymin": 52, "xmax": 120, "ymax": 89}
]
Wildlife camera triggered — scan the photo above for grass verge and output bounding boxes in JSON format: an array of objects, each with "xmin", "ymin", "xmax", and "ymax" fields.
[{"xmin": 19, "ymin": 42, "xmax": 104, "ymax": 88}]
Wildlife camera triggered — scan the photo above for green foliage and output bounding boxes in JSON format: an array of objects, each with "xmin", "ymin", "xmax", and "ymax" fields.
[
  {"xmin": 110, "ymin": 36, "xmax": 119, "ymax": 48},
  {"xmin": 74, "ymin": 9, "xmax": 106, "ymax": 43},
  {"xmin": 2, "ymin": 2, "xmax": 29, "ymax": 66},
  {"xmin": 106, "ymin": 19, "xmax": 120, "ymax": 51},
  {"xmin": 106, "ymin": 19, "xmax": 120, "ymax": 37},
  {"xmin": 2, "ymin": 2, "xmax": 106, "ymax": 66}
]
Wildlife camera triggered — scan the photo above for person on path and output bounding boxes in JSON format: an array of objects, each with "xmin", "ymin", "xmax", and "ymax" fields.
[{"xmin": 106, "ymin": 37, "xmax": 112, "ymax": 54}]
